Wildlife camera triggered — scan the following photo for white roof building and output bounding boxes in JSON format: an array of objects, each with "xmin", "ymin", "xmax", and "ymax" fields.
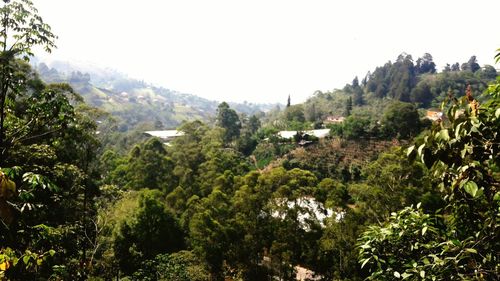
[
  {"xmin": 144, "ymin": 130, "xmax": 184, "ymax": 140},
  {"xmin": 277, "ymin": 129, "xmax": 330, "ymax": 139}
]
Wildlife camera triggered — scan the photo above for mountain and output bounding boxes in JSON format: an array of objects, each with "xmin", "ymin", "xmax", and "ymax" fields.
[{"xmin": 32, "ymin": 59, "xmax": 279, "ymax": 130}]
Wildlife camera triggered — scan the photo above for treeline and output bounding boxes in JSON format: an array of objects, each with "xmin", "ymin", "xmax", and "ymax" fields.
[
  {"xmin": 363, "ymin": 53, "xmax": 496, "ymax": 106},
  {"xmin": 266, "ymin": 53, "xmax": 497, "ymax": 137}
]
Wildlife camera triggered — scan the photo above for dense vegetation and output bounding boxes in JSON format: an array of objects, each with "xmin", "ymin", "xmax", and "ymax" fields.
[{"xmin": 0, "ymin": 1, "xmax": 498, "ymax": 281}]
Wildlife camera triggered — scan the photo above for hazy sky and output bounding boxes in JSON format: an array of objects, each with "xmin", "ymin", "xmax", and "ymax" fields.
[{"xmin": 35, "ymin": 0, "xmax": 500, "ymax": 103}]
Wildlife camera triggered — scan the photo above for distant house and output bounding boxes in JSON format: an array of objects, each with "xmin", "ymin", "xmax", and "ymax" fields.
[
  {"xmin": 144, "ymin": 130, "xmax": 184, "ymax": 143},
  {"xmin": 426, "ymin": 109, "xmax": 443, "ymax": 121},
  {"xmin": 324, "ymin": 115, "xmax": 345, "ymax": 124}
]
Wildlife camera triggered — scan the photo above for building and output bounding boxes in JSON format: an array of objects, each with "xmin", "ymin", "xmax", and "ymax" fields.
[
  {"xmin": 144, "ymin": 130, "xmax": 184, "ymax": 143},
  {"xmin": 324, "ymin": 115, "xmax": 345, "ymax": 124},
  {"xmin": 426, "ymin": 109, "xmax": 443, "ymax": 121},
  {"xmin": 277, "ymin": 129, "xmax": 330, "ymax": 139}
]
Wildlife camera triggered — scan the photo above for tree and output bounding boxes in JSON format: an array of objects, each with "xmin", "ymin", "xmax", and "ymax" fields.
[
  {"xmin": 0, "ymin": 63, "xmax": 100, "ymax": 279},
  {"xmin": 388, "ymin": 54, "xmax": 416, "ymax": 101},
  {"xmin": 0, "ymin": 0, "xmax": 57, "ymax": 164},
  {"xmin": 410, "ymin": 81, "xmax": 433, "ymax": 107},
  {"xmin": 361, "ymin": 71, "xmax": 370, "ymax": 87},
  {"xmin": 477, "ymin": 64, "xmax": 497, "ymax": 80},
  {"xmin": 461, "ymin": 55, "xmax": 480, "ymax": 73},
  {"xmin": 113, "ymin": 190, "xmax": 184, "ymax": 275},
  {"xmin": 284, "ymin": 104, "xmax": 305, "ymax": 123},
  {"xmin": 344, "ymin": 97, "xmax": 352, "ymax": 116},
  {"xmin": 381, "ymin": 101, "xmax": 420, "ymax": 138},
  {"xmin": 286, "ymin": 94, "xmax": 291, "ymax": 107},
  {"xmin": 132, "ymin": 251, "xmax": 209, "ymax": 281},
  {"xmin": 123, "ymin": 138, "xmax": 176, "ymax": 192},
  {"xmin": 216, "ymin": 102, "xmax": 241, "ymax": 144},
  {"xmin": 349, "ymin": 149, "xmax": 437, "ymax": 223},
  {"xmin": 352, "ymin": 76, "xmax": 359, "ymax": 87},
  {"xmin": 415, "ymin": 53, "xmax": 436, "ymax": 74},
  {"xmin": 351, "ymin": 76, "xmax": 364, "ymax": 106},
  {"xmin": 305, "ymin": 103, "xmax": 317, "ymax": 122},
  {"xmin": 341, "ymin": 114, "xmax": 370, "ymax": 139},
  {"xmin": 188, "ymin": 188, "xmax": 232, "ymax": 281},
  {"xmin": 248, "ymin": 115, "xmax": 261, "ymax": 134}
]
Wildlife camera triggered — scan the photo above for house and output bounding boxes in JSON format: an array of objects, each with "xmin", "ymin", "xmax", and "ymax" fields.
[
  {"xmin": 426, "ymin": 109, "xmax": 443, "ymax": 121},
  {"xmin": 324, "ymin": 115, "xmax": 345, "ymax": 124}
]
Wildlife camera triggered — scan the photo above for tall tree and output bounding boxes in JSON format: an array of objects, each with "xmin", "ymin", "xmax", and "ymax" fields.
[
  {"xmin": 344, "ymin": 96, "xmax": 352, "ymax": 116},
  {"xmin": 247, "ymin": 115, "xmax": 261, "ymax": 134},
  {"xmin": 415, "ymin": 53, "xmax": 436, "ymax": 74},
  {"xmin": 0, "ymin": 0, "xmax": 56, "ymax": 164},
  {"xmin": 216, "ymin": 102, "xmax": 241, "ymax": 144}
]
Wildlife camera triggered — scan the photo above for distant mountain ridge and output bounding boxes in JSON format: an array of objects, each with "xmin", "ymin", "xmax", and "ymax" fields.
[{"xmin": 32, "ymin": 58, "xmax": 280, "ymax": 130}]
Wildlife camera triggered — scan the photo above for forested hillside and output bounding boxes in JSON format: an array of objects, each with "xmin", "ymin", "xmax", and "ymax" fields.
[
  {"xmin": 0, "ymin": 1, "xmax": 498, "ymax": 281},
  {"xmin": 33, "ymin": 59, "xmax": 277, "ymax": 131}
]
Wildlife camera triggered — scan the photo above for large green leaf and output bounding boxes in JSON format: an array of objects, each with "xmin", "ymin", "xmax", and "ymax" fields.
[{"xmin": 463, "ymin": 181, "xmax": 478, "ymax": 198}]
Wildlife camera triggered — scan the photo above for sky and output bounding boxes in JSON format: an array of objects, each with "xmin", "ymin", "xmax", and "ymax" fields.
[{"xmin": 34, "ymin": 0, "xmax": 500, "ymax": 104}]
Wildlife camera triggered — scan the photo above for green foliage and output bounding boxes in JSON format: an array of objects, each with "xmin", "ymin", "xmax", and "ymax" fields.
[
  {"xmin": 216, "ymin": 102, "xmax": 241, "ymax": 143},
  {"xmin": 0, "ymin": 0, "xmax": 56, "ymax": 57},
  {"xmin": 358, "ymin": 205, "xmax": 444, "ymax": 280},
  {"xmin": 361, "ymin": 75, "xmax": 500, "ymax": 280},
  {"xmin": 345, "ymin": 96, "xmax": 353, "ymax": 116},
  {"xmin": 4, "ymin": 6, "xmax": 499, "ymax": 279},
  {"xmin": 285, "ymin": 104, "xmax": 306, "ymax": 123},
  {"xmin": 461, "ymin": 56, "xmax": 481, "ymax": 73},
  {"xmin": 415, "ymin": 53, "xmax": 436, "ymax": 74},
  {"xmin": 112, "ymin": 189, "xmax": 184, "ymax": 275},
  {"xmin": 366, "ymin": 53, "xmax": 417, "ymax": 101},
  {"xmin": 0, "ymin": 0, "xmax": 57, "ymax": 163},
  {"xmin": 341, "ymin": 114, "xmax": 372, "ymax": 139},
  {"xmin": 413, "ymin": 70, "xmax": 490, "ymax": 108},
  {"xmin": 123, "ymin": 138, "xmax": 176, "ymax": 191},
  {"xmin": 132, "ymin": 251, "xmax": 209, "ymax": 281},
  {"xmin": 349, "ymin": 149, "xmax": 437, "ymax": 222},
  {"xmin": 319, "ymin": 210, "xmax": 366, "ymax": 280},
  {"xmin": 0, "ymin": 61, "xmax": 99, "ymax": 279},
  {"xmin": 381, "ymin": 101, "xmax": 421, "ymax": 139},
  {"xmin": 410, "ymin": 81, "xmax": 433, "ymax": 107},
  {"xmin": 188, "ymin": 188, "xmax": 234, "ymax": 280},
  {"xmin": 235, "ymin": 114, "xmax": 261, "ymax": 156}
]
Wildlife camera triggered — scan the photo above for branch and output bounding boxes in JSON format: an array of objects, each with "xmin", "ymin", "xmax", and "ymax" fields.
[{"xmin": 14, "ymin": 127, "xmax": 61, "ymax": 143}]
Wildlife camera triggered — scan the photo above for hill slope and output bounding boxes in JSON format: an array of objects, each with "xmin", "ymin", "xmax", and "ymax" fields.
[{"xmin": 33, "ymin": 59, "xmax": 279, "ymax": 130}]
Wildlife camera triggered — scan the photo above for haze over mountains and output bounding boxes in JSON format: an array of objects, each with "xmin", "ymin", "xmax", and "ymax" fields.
[{"xmin": 32, "ymin": 58, "xmax": 280, "ymax": 129}]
